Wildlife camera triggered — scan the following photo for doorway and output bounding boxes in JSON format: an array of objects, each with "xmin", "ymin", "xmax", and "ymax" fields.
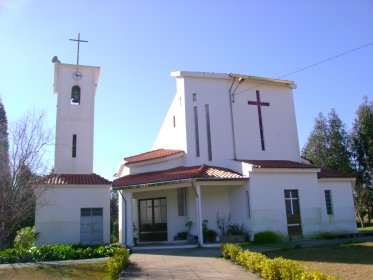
[
  {"xmin": 138, "ymin": 198, "xmax": 167, "ymax": 242},
  {"xmin": 284, "ymin": 190, "xmax": 302, "ymax": 235}
]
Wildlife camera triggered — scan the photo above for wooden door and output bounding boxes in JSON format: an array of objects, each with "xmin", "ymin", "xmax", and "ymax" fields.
[{"xmin": 284, "ymin": 190, "xmax": 302, "ymax": 235}]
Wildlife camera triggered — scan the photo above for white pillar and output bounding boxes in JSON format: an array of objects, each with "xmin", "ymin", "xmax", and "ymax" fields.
[
  {"xmin": 124, "ymin": 191, "xmax": 134, "ymax": 247},
  {"xmin": 195, "ymin": 184, "xmax": 203, "ymax": 245},
  {"xmin": 118, "ymin": 191, "xmax": 125, "ymax": 244}
]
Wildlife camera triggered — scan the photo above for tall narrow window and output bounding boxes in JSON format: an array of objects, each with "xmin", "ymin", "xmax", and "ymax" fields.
[
  {"xmin": 194, "ymin": 106, "xmax": 200, "ymax": 157},
  {"xmin": 177, "ymin": 188, "xmax": 187, "ymax": 216},
  {"xmin": 173, "ymin": 115, "xmax": 176, "ymax": 128},
  {"xmin": 324, "ymin": 190, "xmax": 333, "ymax": 215},
  {"xmin": 72, "ymin": 134, "xmax": 77, "ymax": 158},
  {"xmin": 246, "ymin": 190, "xmax": 251, "ymax": 219},
  {"xmin": 205, "ymin": 104, "xmax": 212, "ymax": 161},
  {"xmin": 71, "ymin": 86, "xmax": 81, "ymax": 105}
]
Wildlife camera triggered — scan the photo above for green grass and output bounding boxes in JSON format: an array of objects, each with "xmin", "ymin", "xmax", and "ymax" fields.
[
  {"xmin": 358, "ymin": 226, "xmax": 373, "ymax": 231},
  {"xmin": 0, "ymin": 263, "xmax": 107, "ymax": 280},
  {"xmin": 264, "ymin": 242, "xmax": 373, "ymax": 280}
]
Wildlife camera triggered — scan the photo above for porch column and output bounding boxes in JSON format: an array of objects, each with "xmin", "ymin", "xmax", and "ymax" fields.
[
  {"xmin": 195, "ymin": 184, "xmax": 203, "ymax": 245},
  {"xmin": 124, "ymin": 191, "xmax": 134, "ymax": 247}
]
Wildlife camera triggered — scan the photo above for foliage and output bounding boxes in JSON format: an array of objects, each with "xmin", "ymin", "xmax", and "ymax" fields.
[
  {"xmin": 221, "ymin": 243, "xmax": 339, "ymax": 280},
  {"xmin": 110, "ymin": 191, "xmax": 119, "ymax": 243},
  {"xmin": 106, "ymin": 247, "xmax": 130, "ymax": 280},
  {"xmin": 254, "ymin": 231, "xmax": 283, "ymax": 244},
  {"xmin": 216, "ymin": 212, "xmax": 231, "ymax": 235},
  {"xmin": 0, "ymin": 244, "xmax": 122, "ymax": 264},
  {"xmin": 14, "ymin": 226, "xmax": 39, "ymax": 249},
  {"xmin": 302, "ymin": 109, "xmax": 352, "ymax": 172},
  {"xmin": 0, "ymin": 108, "xmax": 53, "ymax": 248},
  {"xmin": 185, "ymin": 221, "xmax": 193, "ymax": 235},
  {"xmin": 227, "ymin": 223, "xmax": 245, "ymax": 236}
]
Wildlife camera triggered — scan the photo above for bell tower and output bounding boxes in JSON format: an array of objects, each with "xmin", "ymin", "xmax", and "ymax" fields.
[{"xmin": 53, "ymin": 63, "xmax": 100, "ymax": 174}]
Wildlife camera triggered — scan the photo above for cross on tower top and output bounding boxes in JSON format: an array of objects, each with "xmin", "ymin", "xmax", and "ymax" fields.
[{"xmin": 69, "ymin": 33, "xmax": 88, "ymax": 66}]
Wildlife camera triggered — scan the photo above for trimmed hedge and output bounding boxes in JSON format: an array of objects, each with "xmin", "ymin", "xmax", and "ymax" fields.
[
  {"xmin": 106, "ymin": 247, "xmax": 130, "ymax": 280},
  {"xmin": 254, "ymin": 231, "xmax": 283, "ymax": 244},
  {"xmin": 0, "ymin": 244, "xmax": 121, "ymax": 264},
  {"xmin": 221, "ymin": 243, "xmax": 339, "ymax": 280}
]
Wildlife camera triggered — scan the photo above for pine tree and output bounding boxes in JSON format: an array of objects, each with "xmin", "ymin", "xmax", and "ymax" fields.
[
  {"xmin": 0, "ymin": 99, "xmax": 10, "ymax": 181},
  {"xmin": 302, "ymin": 109, "xmax": 352, "ymax": 172}
]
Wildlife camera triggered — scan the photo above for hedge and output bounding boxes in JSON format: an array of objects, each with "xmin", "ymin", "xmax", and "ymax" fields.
[
  {"xmin": 0, "ymin": 244, "xmax": 121, "ymax": 264},
  {"xmin": 106, "ymin": 247, "xmax": 130, "ymax": 280},
  {"xmin": 221, "ymin": 243, "xmax": 339, "ymax": 280}
]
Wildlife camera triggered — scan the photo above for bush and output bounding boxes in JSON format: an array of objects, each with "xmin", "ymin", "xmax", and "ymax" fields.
[
  {"xmin": 221, "ymin": 243, "xmax": 339, "ymax": 280},
  {"xmin": 0, "ymin": 244, "xmax": 121, "ymax": 264},
  {"xmin": 221, "ymin": 243, "xmax": 241, "ymax": 260},
  {"xmin": 14, "ymin": 227, "xmax": 38, "ymax": 249},
  {"xmin": 254, "ymin": 231, "xmax": 283, "ymax": 244},
  {"xmin": 106, "ymin": 247, "xmax": 130, "ymax": 280}
]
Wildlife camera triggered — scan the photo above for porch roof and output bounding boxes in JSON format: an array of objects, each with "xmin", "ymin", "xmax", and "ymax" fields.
[{"xmin": 112, "ymin": 165, "xmax": 246, "ymax": 189}]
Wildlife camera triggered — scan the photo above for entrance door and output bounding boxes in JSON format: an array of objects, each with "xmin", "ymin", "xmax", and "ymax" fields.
[
  {"xmin": 138, "ymin": 198, "xmax": 167, "ymax": 242},
  {"xmin": 80, "ymin": 208, "xmax": 103, "ymax": 245},
  {"xmin": 284, "ymin": 190, "xmax": 302, "ymax": 235}
]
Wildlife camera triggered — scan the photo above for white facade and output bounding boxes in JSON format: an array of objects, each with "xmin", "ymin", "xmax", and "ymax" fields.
[
  {"xmin": 115, "ymin": 71, "xmax": 357, "ymax": 246},
  {"xmin": 35, "ymin": 185, "xmax": 110, "ymax": 245}
]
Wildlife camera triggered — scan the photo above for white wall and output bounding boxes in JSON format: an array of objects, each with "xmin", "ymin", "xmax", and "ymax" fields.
[
  {"xmin": 318, "ymin": 180, "xmax": 357, "ymax": 233},
  {"xmin": 35, "ymin": 184, "xmax": 110, "ymax": 245}
]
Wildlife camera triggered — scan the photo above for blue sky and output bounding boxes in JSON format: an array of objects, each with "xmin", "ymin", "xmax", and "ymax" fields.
[{"xmin": 0, "ymin": 0, "xmax": 372, "ymax": 179}]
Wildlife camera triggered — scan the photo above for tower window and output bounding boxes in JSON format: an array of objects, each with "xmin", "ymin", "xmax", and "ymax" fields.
[
  {"xmin": 173, "ymin": 115, "xmax": 176, "ymax": 128},
  {"xmin": 71, "ymin": 86, "xmax": 81, "ymax": 105},
  {"xmin": 72, "ymin": 134, "xmax": 77, "ymax": 158}
]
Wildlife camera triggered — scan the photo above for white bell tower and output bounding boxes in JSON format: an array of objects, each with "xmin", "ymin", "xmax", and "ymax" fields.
[{"xmin": 53, "ymin": 63, "xmax": 100, "ymax": 174}]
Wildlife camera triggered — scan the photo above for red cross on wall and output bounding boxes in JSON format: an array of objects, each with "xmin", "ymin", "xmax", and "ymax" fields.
[{"xmin": 247, "ymin": 90, "xmax": 270, "ymax": 151}]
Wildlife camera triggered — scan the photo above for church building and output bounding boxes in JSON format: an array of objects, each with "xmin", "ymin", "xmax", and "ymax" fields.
[
  {"xmin": 113, "ymin": 71, "xmax": 357, "ymax": 246},
  {"xmin": 35, "ymin": 60, "xmax": 111, "ymax": 245}
]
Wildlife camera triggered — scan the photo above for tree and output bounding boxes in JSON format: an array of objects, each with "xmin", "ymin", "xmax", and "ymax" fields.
[
  {"xmin": 0, "ymin": 108, "xmax": 52, "ymax": 248},
  {"xmin": 351, "ymin": 96, "xmax": 373, "ymax": 226},
  {"xmin": 110, "ymin": 190, "xmax": 119, "ymax": 243},
  {"xmin": 302, "ymin": 109, "xmax": 352, "ymax": 172}
]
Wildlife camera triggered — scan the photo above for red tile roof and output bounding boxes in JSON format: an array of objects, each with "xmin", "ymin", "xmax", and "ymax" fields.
[
  {"xmin": 240, "ymin": 160, "xmax": 320, "ymax": 169},
  {"xmin": 113, "ymin": 165, "xmax": 244, "ymax": 188},
  {"xmin": 317, "ymin": 169, "xmax": 356, "ymax": 179},
  {"xmin": 34, "ymin": 173, "xmax": 111, "ymax": 185},
  {"xmin": 124, "ymin": 149, "xmax": 184, "ymax": 165}
]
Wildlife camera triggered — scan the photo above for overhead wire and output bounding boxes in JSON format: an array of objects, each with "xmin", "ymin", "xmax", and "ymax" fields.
[{"xmin": 233, "ymin": 40, "xmax": 373, "ymax": 97}]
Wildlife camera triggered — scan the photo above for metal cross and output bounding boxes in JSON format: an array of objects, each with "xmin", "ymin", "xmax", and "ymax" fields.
[
  {"xmin": 69, "ymin": 33, "xmax": 88, "ymax": 66},
  {"xmin": 248, "ymin": 90, "xmax": 270, "ymax": 151}
]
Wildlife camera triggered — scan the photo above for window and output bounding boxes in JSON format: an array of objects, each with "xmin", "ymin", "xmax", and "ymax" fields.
[
  {"xmin": 194, "ymin": 106, "xmax": 200, "ymax": 157},
  {"xmin": 324, "ymin": 190, "xmax": 333, "ymax": 215},
  {"xmin": 173, "ymin": 115, "xmax": 176, "ymax": 128},
  {"xmin": 284, "ymin": 190, "xmax": 300, "ymax": 215},
  {"xmin": 177, "ymin": 188, "xmax": 187, "ymax": 216},
  {"xmin": 193, "ymin": 93, "xmax": 197, "ymax": 102},
  {"xmin": 246, "ymin": 190, "xmax": 251, "ymax": 219},
  {"xmin": 72, "ymin": 134, "xmax": 77, "ymax": 158},
  {"xmin": 71, "ymin": 86, "xmax": 81, "ymax": 105},
  {"xmin": 205, "ymin": 104, "xmax": 212, "ymax": 161}
]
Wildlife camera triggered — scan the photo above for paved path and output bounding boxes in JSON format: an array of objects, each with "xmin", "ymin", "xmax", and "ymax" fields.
[{"xmin": 120, "ymin": 247, "xmax": 261, "ymax": 279}]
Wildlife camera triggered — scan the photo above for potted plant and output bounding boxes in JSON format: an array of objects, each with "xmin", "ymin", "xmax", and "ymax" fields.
[{"xmin": 185, "ymin": 221, "xmax": 195, "ymax": 242}]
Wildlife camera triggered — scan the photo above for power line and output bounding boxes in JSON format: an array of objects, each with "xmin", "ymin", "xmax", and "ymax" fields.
[{"xmin": 234, "ymin": 40, "xmax": 373, "ymax": 96}]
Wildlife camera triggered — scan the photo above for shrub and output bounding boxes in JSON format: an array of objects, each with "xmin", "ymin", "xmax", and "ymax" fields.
[
  {"xmin": 254, "ymin": 231, "xmax": 283, "ymax": 244},
  {"xmin": 261, "ymin": 257, "xmax": 303, "ymax": 280},
  {"xmin": 14, "ymin": 227, "xmax": 38, "ymax": 249},
  {"xmin": 106, "ymin": 247, "xmax": 130, "ymax": 280},
  {"xmin": 221, "ymin": 243, "xmax": 242, "ymax": 260},
  {"xmin": 235, "ymin": 250, "xmax": 266, "ymax": 273}
]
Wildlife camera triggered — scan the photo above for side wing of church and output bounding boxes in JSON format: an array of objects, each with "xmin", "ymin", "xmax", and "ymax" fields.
[{"xmin": 113, "ymin": 71, "xmax": 356, "ymax": 246}]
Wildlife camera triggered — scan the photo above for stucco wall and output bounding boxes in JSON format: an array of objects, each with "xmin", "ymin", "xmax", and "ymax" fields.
[{"xmin": 35, "ymin": 185, "xmax": 110, "ymax": 245}]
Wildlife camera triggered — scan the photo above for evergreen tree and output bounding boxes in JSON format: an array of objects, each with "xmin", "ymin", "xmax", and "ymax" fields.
[
  {"xmin": 0, "ymin": 99, "xmax": 10, "ymax": 181},
  {"xmin": 302, "ymin": 109, "xmax": 352, "ymax": 172},
  {"xmin": 351, "ymin": 96, "xmax": 373, "ymax": 189}
]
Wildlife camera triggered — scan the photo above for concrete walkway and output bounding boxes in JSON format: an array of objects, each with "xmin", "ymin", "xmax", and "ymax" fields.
[{"xmin": 120, "ymin": 247, "xmax": 261, "ymax": 279}]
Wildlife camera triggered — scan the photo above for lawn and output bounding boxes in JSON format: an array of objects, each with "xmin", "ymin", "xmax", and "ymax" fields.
[
  {"xmin": 0, "ymin": 263, "xmax": 107, "ymax": 280},
  {"xmin": 358, "ymin": 226, "xmax": 373, "ymax": 231},
  {"xmin": 264, "ymin": 242, "xmax": 373, "ymax": 280}
]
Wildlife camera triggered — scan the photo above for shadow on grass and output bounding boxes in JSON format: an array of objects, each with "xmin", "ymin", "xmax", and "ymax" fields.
[{"xmin": 264, "ymin": 242, "xmax": 373, "ymax": 265}]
